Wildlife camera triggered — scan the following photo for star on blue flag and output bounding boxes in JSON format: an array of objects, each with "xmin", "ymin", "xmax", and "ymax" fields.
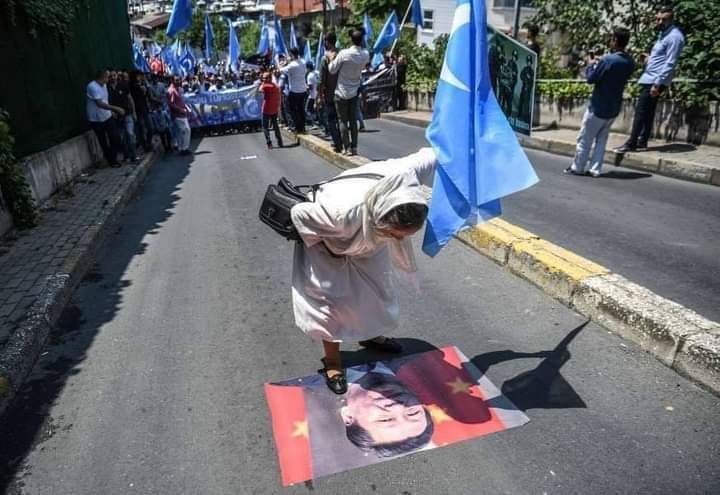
[{"xmin": 422, "ymin": 0, "xmax": 539, "ymax": 256}]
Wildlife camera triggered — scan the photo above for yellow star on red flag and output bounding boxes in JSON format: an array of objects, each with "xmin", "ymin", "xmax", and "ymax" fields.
[
  {"xmin": 446, "ymin": 376, "xmax": 473, "ymax": 395},
  {"xmin": 427, "ymin": 404, "xmax": 452, "ymax": 424},
  {"xmin": 291, "ymin": 420, "xmax": 309, "ymax": 439}
]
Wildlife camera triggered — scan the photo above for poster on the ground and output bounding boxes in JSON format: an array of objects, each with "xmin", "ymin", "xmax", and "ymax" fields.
[
  {"xmin": 184, "ymin": 85, "xmax": 262, "ymax": 128},
  {"xmin": 487, "ymin": 26, "xmax": 537, "ymax": 136},
  {"xmin": 265, "ymin": 346, "xmax": 529, "ymax": 486}
]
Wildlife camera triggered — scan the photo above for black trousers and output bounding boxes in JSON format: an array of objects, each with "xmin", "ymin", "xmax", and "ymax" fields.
[
  {"xmin": 288, "ymin": 91, "xmax": 306, "ymax": 134},
  {"xmin": 335, "ymin": 96, "xmax": 358, "ymax": 151},
  {"xmin": 90, "ymin": 119, "xmax": 119, "ymax": 165},
  {"xmin": 262, "ymin": 113, "xmax": 283, "ymax": 146},
  {"xmin": 628, "ymin": 84, "xmax": 662, "ymax": 147}
]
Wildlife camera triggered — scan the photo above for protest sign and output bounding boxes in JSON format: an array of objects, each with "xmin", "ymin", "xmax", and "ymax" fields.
[{"xmin": 487, "ymin": 27, "xmax": 537, "ymax": 136}]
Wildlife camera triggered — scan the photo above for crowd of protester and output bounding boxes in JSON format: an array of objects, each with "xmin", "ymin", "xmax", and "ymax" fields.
[{"xmin": 87, "ymin": 28, "xmax": 408, "ymax": 164}]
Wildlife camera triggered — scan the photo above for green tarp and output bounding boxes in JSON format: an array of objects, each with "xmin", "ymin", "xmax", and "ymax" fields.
[{"xmin": 0, "ymin": 1, "xmax": 133, "ymax": 157}]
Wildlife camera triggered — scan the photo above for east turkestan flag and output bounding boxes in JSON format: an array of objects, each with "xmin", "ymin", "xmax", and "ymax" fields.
[{"xmin": 422, "ymin": 0, "xmax": 539, "ymax": 256}]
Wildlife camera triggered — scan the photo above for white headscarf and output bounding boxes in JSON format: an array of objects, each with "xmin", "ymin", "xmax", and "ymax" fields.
[{"xmin": 322, "ymin": 170, "xmax": 428, "ymax": 273}]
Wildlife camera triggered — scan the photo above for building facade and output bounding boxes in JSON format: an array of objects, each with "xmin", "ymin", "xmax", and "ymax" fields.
[{"xmin": 416, "ymin": 0, "xmax": 536, "ymax": 46}]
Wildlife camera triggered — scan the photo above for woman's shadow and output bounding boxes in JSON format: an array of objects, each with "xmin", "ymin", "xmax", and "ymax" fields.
[{"xmin": 473, "ymin": 321, "xmax": 588, "ymax": 411}]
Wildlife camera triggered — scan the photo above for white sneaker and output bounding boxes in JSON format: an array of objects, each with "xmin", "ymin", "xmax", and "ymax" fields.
[{"xmin": 589, "ymin": 170, "xmax": 601, "ymax": 178}]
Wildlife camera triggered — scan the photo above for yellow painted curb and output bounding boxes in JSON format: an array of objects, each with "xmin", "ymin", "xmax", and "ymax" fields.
[{"xmin": 512, "ymin": 239, "xmax": 609, "ymax": 282}]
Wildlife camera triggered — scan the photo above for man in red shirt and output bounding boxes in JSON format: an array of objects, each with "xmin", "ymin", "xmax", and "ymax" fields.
[
  {"xmin": 259, "ymin": 72, "xmax": 283, "ymax": 149},
  {"xmin": 168, "ymin": 76, "xmax": 192, "ymax": 155}
]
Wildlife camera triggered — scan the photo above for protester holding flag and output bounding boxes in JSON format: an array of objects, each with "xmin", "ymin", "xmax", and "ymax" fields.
[{"xmin": 329, "ymin": 29, "xmax": 370, "ymax": 156}]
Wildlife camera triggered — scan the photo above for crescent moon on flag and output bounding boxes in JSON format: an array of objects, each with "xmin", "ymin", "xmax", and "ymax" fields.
[
  {"xmin": 439, "ymin": 3, "xmax": 471, "ymax": 92},
  {"xmin": 386, "ymin": 22, "xmax": 397, "ymax": 38}
]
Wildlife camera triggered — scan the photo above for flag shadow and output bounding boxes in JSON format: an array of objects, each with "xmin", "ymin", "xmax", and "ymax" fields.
[{"xmin": 472, "ymin": 321, "xmax": 588, "ymax": 411}]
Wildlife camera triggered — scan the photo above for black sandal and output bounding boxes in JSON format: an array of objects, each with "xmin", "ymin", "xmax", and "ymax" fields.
[
  {"xmin": 358, "ymin": 337, "xmax": 403, "ymax": 354},
  {"xmin": 319, "ymin": 367, "xmax": 347, "ymax": 395}
]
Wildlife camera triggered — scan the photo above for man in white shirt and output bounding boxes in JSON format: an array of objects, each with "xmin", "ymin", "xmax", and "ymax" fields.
[
  {"xmin": 87, "ymin": 69, "xmax": 125, "ymax": 166},
  {"xmin": 280, "ymin": 48, "xmax": 308, "ymax": 135},
  {"xmin": 329, "ymin": 29, "xmax": 370, "ymax": 156},
  {"xmin": 305, "ymin": 61, "xmax": 319, "ymax": 128}
]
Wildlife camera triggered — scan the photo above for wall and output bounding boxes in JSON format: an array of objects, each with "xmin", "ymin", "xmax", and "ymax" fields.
[
  {"xmin": 406, "ymin": 91, "xmax": 720, "ymax": 146},
  {"xmin": 0, "ymin": 131, "xmax": 103, "ymax": 237},
  {"xmin": 0, "ymin": 0, "xmax": 132, "ymax": 158}
]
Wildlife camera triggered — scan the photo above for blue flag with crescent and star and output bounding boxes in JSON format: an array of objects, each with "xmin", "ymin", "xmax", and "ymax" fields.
[
  {"xmin": 303, "ymin": 39, "xmax": 312, "ymax": 63},
  {"xmin": 228, "ymin": 20, "xmax": 241, "ymax": 73},
  {"xmin": 289, "ymin": 22, "xmax": 298, "ymax": 50},
  {"xmin": 363, "ymin": 13, "xmax": 373, "ymax": 48},
  {"xmin": 411, "ymin": 0, "xmax": 424, "ymax": 27},
  {"xmin": 166, "ymin": 0, "xmax": 193, "ymax": 37},
  {"xmin": 204, "ymin": 13, "xmax": 215, "ymax": 60},
  {"xmin": 273, "ymin": 18, "xmax": 288, "ymax": 57},
  {"xmin": 373, "ymin": 11, "xmax": 399, "ymax": 56},
  {"xmin": 257, "ymin": 15, "xmax": 270, "ymax": 55},
  {"xmin": 421, "ymin": 0, "xmax": 539, "ymax": 256},
  {"xmin": 315, "ymin": 30, "xmax": 325, "ymax": 70}
]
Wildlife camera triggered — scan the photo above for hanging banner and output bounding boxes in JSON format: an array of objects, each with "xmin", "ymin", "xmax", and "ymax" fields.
[
  {"xmin": 487, "ymin": 26, "xmax": 537, "ymax": 136},
  {"xmin": 184, "ymin": 85, "xmax": 262, "ymax": 127}
]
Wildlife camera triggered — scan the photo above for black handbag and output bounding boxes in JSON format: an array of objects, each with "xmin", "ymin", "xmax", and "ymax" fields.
[{"xmin": 259, "ymin": 173, "xmax": 384, "ymax": 241}]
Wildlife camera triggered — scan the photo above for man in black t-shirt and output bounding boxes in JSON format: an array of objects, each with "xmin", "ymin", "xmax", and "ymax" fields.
[{"xmin": 130, "ymin": 71, "xmax": 153, "ymax": 152}]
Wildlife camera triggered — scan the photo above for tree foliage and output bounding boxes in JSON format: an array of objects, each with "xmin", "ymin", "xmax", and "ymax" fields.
[
  {"xmin": 529, "ymin": 0, "xmax": 720, "ymax": 108},
  {"xmin": 0, "ymin": 109, "xmax": 38, "ymax": 230},
  {"xmin": 1, "ymin": 0, "xmax": 89, "ymax": 40}
]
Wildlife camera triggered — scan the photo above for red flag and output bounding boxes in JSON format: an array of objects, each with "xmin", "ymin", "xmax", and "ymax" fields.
[{"xmin": 264, "ymin": 384, "xmax": 313, "ymax": 486}]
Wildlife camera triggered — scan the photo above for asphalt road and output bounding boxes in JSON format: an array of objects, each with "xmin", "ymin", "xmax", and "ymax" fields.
[
  {"xmin": 1, "ymin": 132, "xmax": 718, "ymax": 495},
  {"xmin": 355, "ymin": 118, "xmax": 720, "ymax": 322}
]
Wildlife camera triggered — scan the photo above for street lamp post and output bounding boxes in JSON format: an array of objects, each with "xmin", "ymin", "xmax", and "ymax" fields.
[{"xmin": 512, "ymin": 0, "xmax": 521, "ymax": 38}]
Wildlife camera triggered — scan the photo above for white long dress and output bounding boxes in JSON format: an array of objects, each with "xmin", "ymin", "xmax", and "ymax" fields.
[{"xmin": 290, "ymin": 148, "xmax": 437, "ymax": 342}]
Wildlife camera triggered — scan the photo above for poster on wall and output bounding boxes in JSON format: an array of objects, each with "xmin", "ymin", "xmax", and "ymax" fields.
[
  {"xmin": 265, "ymin": 346, "xmax": 530, "ymax": 486},
  {"xmin": 487, "ymin": 26, "xmax": 537, "ymax": 136}
]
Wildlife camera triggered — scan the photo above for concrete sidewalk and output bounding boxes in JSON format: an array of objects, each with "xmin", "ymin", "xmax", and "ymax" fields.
[
  {"xmin": 0, "ymin": 153, "xmax": 158, "ymax": 416},
  {"xmin": 383, "ymin": 111, "xmax": 720, "ymax": 187},
  {"xmin": 282, "ymin": 126, "xmax": 720, "ymax": 396}
]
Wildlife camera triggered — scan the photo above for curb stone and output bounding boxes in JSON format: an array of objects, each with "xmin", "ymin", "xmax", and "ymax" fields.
[
  {"xmin": 288, "ymin": 129, "xmax": 720, "ymax": 395},
  {"xmin": 0, "ymin": 152, "xmax": 158, "ymax": 417},
  {"xmin": 382, "ymin": 112, "xmax": 720, "ymax": 188}
]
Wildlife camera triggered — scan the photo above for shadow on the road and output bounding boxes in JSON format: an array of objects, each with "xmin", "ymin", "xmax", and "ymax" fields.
[
  {"xmin": 472, "ymin": 321, "xmax": 588, "ymax": 411},
  {"xmin": 602, "ymin": 171, "xmax": 653, "ymax": 180},
  {"xmin": 339, "ymin": 338, "xmax": 440, "ymax": 368},
  {"xmin": 647, "ymin": 143, "xmax": 697, "ymax": 153},
  {"xmin": 358, "ymin": 129, "xmax": 381, "ymax": 134},
  {"xmin": 0, "ymin": 141, "xmax": 198, "ymax": 492}
]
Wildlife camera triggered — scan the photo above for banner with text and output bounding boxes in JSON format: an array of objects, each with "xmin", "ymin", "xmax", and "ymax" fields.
[{"xmin": 184, "ymin": 85, "xmax": 262, "ymax": 128}]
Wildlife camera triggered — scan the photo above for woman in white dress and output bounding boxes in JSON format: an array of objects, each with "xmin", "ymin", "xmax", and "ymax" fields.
[{"xmin": 290, "ymin": 148, "xmax": 437, "ymax": 394}]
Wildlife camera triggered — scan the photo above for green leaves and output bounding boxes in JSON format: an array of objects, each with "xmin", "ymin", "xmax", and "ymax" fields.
[{"xmin": 0, "ymin": 110, "xmax": 38, "ymax": 230}]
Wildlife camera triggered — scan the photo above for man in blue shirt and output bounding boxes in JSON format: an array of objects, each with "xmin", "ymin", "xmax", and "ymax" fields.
[
  {"xmin": 616, "ymin": 6, "xmax": 684, "ymax": 152},
  {"xmin": 565, "ymin": 28, "xmax": 634, "ymax": 177}
]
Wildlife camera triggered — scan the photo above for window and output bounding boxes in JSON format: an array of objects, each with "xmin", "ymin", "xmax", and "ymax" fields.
[
  {"xmin": 422, "ymin": 9, "xmax": 434, "ymax": 31},
  {"xmin": 493, "ymin": 0, "xmax": 535, "ymax": 7}
]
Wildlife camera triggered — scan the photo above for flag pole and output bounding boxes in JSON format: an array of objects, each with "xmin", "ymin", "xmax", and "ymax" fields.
[{"xmin": 390, "ymin": 2, "xmax": 414, "ymax": 55}]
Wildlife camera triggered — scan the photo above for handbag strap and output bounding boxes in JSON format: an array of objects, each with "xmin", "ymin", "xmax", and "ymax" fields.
[{"xmin": 302, "ymin": 173, "xmax": 385, "ymax": 201}]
